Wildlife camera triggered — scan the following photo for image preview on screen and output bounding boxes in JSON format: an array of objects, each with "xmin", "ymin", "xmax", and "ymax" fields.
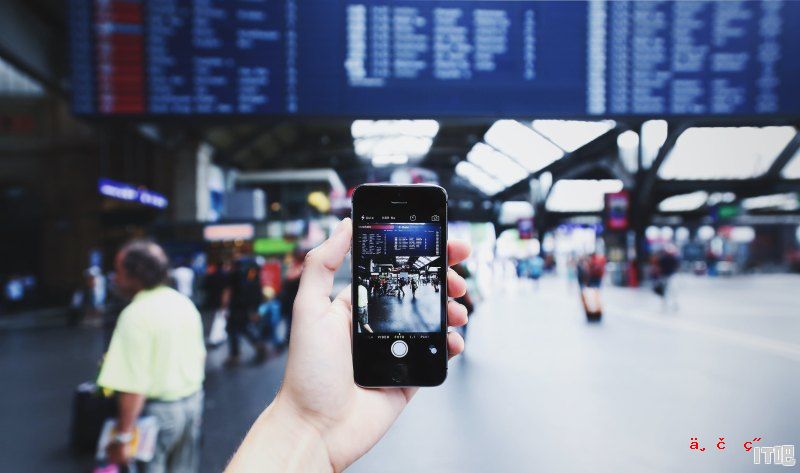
[{"xmin": 355, "ymin": 223, "xmax": 443, "ymax": 334}]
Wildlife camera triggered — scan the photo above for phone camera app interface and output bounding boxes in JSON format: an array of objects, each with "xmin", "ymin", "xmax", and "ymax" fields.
[{"xmin": 355, "ymin": 222, "xmax": 443, "ymax": 335}]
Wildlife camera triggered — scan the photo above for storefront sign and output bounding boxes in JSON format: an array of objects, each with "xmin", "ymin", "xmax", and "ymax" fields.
[{"xmin": 98, "ymin": 178, "xmax": 168, "ymax": 209}]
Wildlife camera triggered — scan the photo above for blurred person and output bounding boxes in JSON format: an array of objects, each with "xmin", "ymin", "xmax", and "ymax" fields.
[
  {"xmin": 97, "ymin": 240, "xmax": 205, "ymax": 472},
  {"xmin": 204, "ymin": 261, "xmax": 232, "ymax": 347},
  {"xmin": 530, "ymin": 254, "xmax": 545, "ymax": 287},
  {"xmin": 356, "ymin": 278, "xmax": 373, "ymax": 334},
  {"xmin": 410, "ymin": 277, "xmax": 418, "ymax": 297},
  {"xmin": 225, "ymin": 260, "xmax": 267, "ymax": 365},
  {"xmin": 224, "ymin": 219, "xmax": 471, "ymax": 473},
  {"xmin": 171, "ymin": 260, "xmax": 195, "ymax": 299},
  {"xmin": 101, "ymin": 272, "xmax": 130, "ymax": 348},
  {"xmin": 578, "ymin": 252, "xmax": 606, "ymax": 321},
  {"xmin": 69, "ymin": 268, "xmax": 106, "ymax": 326},
  {"xmin": 655, "ymin": 246, "xmax": 681, "ymax": 311}
]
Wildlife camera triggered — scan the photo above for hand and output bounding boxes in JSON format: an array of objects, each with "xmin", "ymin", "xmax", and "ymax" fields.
[
  {"xmin": 106, "ymin": 440, "xmax": 130, "ymax": 465},
  {"xmin": 225, "ymin": 218, "xmax": 471, "ymax": 473}
]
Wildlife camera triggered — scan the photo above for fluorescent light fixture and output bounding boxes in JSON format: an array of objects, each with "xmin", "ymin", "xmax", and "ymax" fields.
[
  {"xmin": 741, "ymin": 193, "xmax": 799, "ymax": 211},
  {"xmin": 484, "ymin": 120, "xmax": 564, "ymax": 172},
  {"xmin": 545, "ymin": 179, "xmax": 624, "ymax": 212},
  {"xmin": 782, "ymin": 147, "xmax": 800, "ymax": 179},
  {"xmin": 531, "ymin": 119, "xmax": 616, "ymax": 152},
  {"xmin": 659, "ymin": 127, "xmax": 796, "ymax": 180},
  {"xmin": 467, "ymin": 143, "xmax": 528, "ymax": 186},
  {"xmin": 658, "ymin": 191, "xmax": 708, "ymax": 212},
  {"xmin": 455, "ymin": 161, "xmax": 505, "ymax": 196}
]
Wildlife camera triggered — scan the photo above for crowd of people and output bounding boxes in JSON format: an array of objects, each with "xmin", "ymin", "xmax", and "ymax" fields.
[
  {"xmin": 73, "ymin": 240, "xmax": 309, "ymax": 472},
  {"xmin": 68, "ymin": 248, "xmax": 306, "ymax": 366},
  {"xmin": 69, "ymin": 230, "xmax": 688, "ymax": 471}
]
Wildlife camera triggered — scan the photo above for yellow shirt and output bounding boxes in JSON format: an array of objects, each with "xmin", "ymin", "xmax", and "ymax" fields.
[{"xmin": 98, "ymin": 286, "xmax": 206, "ymax": 401}]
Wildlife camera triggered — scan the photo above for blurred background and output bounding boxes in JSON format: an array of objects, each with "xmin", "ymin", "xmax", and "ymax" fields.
[{"xmin": 0, "ymin": 0, "xmax": 798, "ymax": 471}]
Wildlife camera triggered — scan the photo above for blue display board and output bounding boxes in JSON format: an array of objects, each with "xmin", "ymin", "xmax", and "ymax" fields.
[{"xmin": 69, "ymin": 0, "xmax": 800, "ymax": 117}]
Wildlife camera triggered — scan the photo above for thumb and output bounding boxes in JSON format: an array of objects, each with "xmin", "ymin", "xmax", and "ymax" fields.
[{"xmin": 294, "ymin": 218, "xmax": 352, "ymax": 320}]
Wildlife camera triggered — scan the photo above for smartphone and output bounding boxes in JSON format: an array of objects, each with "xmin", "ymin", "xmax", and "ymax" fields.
[{"xmin": 351, "ymin": 184, "xmax": 448, "ymax": 387}]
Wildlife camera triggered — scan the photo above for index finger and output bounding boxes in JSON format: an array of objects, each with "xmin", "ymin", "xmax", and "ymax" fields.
[{"xmin": 447, "ymin": 240, "xmax": 471, "ymax": 267}]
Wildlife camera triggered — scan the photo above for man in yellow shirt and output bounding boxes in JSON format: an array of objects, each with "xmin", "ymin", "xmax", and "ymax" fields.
[{"xmin": 98, "ymin": 240, "xmax": 206, "ymax": 472}]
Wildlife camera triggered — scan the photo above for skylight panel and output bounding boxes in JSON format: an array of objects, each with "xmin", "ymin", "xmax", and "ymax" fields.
[
  {"xmin": 484, "ymin": 120, "xmax": 564, "ymax": 173},
  {"xmin": 467, "ymin": 143, "xmax": 528, "ymax": 186},
  {"xmin": 531, "ymin": 120, "xmax": 616, "ymax": 153},
  {"xmin": 545, "ymin": 179, "xmax": 624, "ymax": 212},
  {"xmin": 659, "ymin": 127, "xmax": 795, "ymax": 180}
]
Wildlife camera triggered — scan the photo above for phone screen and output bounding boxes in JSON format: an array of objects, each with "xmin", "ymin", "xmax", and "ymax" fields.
[{"xmin": 351, "ymin": 185, "xmax": 448, "ymax": 387}]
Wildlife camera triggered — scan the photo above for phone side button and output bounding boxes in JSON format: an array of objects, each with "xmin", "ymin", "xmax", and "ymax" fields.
[{"xmin": 390, "ymin": 340, "xmax": 408, "ymax": 358}]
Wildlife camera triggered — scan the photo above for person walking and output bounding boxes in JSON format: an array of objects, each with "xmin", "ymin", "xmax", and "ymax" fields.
[
  {"xmin": 655, "ymin": 245, "xmax": 681, "ymax": 311},
  {"xmin": 224, "ymin": 260, "xmax": 267, "ymax": 366},
  {"xmin": 97, "ymin": 240, "xmax": 206, "ymax": 472}
]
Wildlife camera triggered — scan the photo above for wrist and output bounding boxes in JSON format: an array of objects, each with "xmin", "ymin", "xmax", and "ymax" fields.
[{"xmin": 225, "ymin": 393, "xmax": 333, "ymax": 473}]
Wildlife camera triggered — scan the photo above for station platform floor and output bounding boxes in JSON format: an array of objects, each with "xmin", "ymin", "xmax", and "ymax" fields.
[{"xmin": 1, "ymin": 273, "xmax": 798, "ymax": 472}]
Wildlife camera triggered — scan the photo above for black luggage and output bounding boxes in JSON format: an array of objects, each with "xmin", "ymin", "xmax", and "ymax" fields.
[{"xmin": 70, "ymin": 382, "xmax": 117, "ymax": 453}]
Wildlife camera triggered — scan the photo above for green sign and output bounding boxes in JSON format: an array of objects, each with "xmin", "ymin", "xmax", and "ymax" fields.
[
  {"xmin": 717, "ymin": 204, "xmax": 740, "ymax": 220},
  {"xmin": 253, "ymin": 238, "xmax": 296, "ymax": 255}
]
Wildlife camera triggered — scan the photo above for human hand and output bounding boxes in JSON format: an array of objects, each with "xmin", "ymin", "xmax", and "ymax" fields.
[
  {"xmin": 106, "ymin": 440, "xmax": 130, "ymax": 466},
  {"xmin": 225, "ymin": 218, "xmax": 471, "ymax": 473}
]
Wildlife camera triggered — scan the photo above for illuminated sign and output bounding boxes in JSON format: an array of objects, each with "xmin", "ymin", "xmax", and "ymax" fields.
[
  {"xmin": 203, "ymin": 224, "xmax": 255, "ymax": 242},
  {"xmin": 98, "ymin": 178, "xmax": 168, "ymax": 208},
  {"xmin": 604, "ymin": 191, "xmax": 629, "ymax": 231}
]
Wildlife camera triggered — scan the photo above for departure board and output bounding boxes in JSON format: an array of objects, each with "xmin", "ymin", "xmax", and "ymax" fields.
[{"xmin": 69, "ymin": 0, "xmax": 800, "ymax": 117}]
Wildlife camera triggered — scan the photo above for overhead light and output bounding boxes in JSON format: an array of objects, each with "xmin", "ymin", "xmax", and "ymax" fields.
[
  {"xmin": 707, "ymin": 192, "xmax": 736, "ymax": 206},
  {"xmin": 741, "ymin": 193, "xmax": 799, "ymax": 211},
  {"xmin": 659, "ymin": 127, "xmax": 795, "ymax": 180},
  {"xmin": 352, "ymin": 120, "xmax": 439, "ymax": 163},
  {"xmin": 641, "ymin": 120, "xmax": 668, "ymax": 168},
  {"xmin": 351, "ymin": 119, "xmax": 439, "ymax": 139},
  {"xmin": 484, "ymin": 120, "xmax": 564, "ymax": 172},
  {"xmin": 455, "ymin": 161, "xmax": 505, "ymax": 196},
  {"xmin": 371, "ymin": 154, "xmax": 409, "ymax": 167},
  {"xmin": 617, "ymin": 129, "xmax": 640, "ymax": 150},
  {"xmin": 499, "ymin": 201, "xmax": 534, "ymax": 225},
  {"xmin": 698, "ymin": 225, "xmax": 715, "ymax": 241},
  {"xmin": 730, "ymin": 227, "xmax": 756, "ymax": 243},
  {"xmin": 658, "ymin": 191, "xmax": 708, "ymax": 212},
  {"xmin": 531, "ymin": 119, "xmax": 616, "ymax": 152},
  {"xmin": 467, "ymin": 143, "xmax": 528, "ymax": 186},
  {"xmin": 545, "ymin": 179, "xmax": 624, "ymax": 212}
]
